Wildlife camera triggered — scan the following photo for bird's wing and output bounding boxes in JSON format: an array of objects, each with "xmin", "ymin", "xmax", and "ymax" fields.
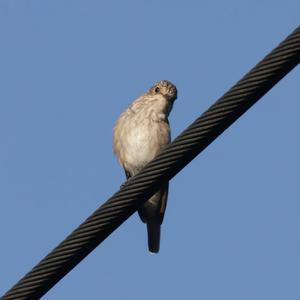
[{"xmin": 159, "ymin": 182, "xmax": 169, "ymax": 217}]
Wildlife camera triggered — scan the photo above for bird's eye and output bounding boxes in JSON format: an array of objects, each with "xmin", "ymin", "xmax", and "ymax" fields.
[{"xmin": 154, "ymin": 87, "xmax": 160, "ymax": 93}]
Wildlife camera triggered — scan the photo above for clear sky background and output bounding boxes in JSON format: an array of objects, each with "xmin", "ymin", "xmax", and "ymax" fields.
[{"xmin": 0, "ymin": 1, "xmax": 299, "ymax": 299}]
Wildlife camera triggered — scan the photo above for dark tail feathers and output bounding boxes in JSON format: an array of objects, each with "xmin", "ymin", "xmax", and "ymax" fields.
[{"xmin": 147, "ymin": 222, "xmax": 161, "ymax": 254}]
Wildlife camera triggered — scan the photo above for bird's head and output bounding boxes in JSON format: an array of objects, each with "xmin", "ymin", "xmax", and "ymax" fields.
[{"xmin": 149, "ymin": 80, "xmax": 177, "ymax": 102}]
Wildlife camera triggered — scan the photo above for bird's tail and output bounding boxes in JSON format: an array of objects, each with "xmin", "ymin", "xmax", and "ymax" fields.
[{"xmin": 147, "ymin": 221, "xmax": 161, "ymax": 254}]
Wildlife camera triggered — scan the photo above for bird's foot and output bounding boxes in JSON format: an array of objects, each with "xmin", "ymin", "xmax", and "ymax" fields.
[{"xmin": 120, "ymin": 177, "xmax": 134, "ymax": 189}]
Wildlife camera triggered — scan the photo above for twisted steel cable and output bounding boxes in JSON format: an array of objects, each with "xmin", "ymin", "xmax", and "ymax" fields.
[{"xmin": 2, "ymin": 26, "xmax": 300, "ymax": 300}]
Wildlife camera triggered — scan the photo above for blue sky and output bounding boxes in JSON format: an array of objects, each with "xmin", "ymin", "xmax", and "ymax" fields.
[{"xmin": 0, "ymin": 1, "xmax": 299, "ymax": 299}]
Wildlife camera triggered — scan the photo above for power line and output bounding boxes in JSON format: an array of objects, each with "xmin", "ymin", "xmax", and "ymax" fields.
[{"xmin": 2, "ymin": 26, "xmax": 300, "ymax": 300}]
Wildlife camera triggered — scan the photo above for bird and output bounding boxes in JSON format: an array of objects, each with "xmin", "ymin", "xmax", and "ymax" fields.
[{"xmin": 113, "ymin": 80, "xmax": 177, "ymax": 253}]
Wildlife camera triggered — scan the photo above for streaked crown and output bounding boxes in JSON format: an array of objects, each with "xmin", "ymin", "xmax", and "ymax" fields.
[{"xmin": 149, "ymin": 80, "xmax": 177, "ymax": 101}]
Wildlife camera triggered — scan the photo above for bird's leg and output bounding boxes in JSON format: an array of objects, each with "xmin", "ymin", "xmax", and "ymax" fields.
[
  {"xmin": 124, "ymin": 170, "xmax": 131, "ymax": 180},
  {"xmin": 120, "ymin": 170, "xmax": 133, "ymax": 189}
]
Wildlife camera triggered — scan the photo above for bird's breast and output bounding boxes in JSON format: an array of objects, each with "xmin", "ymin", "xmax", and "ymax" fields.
[{"xmin": 119, "ymin": 113, "xmax": 170, "ymax": 175}]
